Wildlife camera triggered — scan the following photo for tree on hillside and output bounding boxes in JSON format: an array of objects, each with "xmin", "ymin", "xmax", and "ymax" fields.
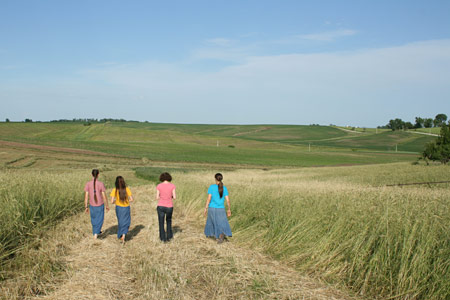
[
  {"xmin": 422, "ymin": 123, "xmax": 450, "ymax": 164},
  {"xmin": 414, "ymin": 117, "xmax": 424, "ymax": 128},
  {"xmin": 423, "ymin": 118, "xmax": 433, "ymax": 128},
  {"xmin": 24, "ymin": 118, "xmax": 32, "ymax": 123},
  {"xmin": 433, "ymin": 114, "xmax": 448, "ymax": 127},
  {"xmin": 387, "ymin": 118, "xmax": 405, "ymax": 131},
  {"xmin": 404, "ymin": 122, "xmax": 414, "ymax": 130},
  {"xmin": 5, "ymin": 118, "xmax": 10, "ymax": 122}
]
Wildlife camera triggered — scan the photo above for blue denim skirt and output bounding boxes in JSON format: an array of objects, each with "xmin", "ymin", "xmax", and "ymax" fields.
[
  {"xmin": 115, "ymin": 205, "xmax": 130, "ymax": 239},
  {"xmin": 89, "ymin": 204, "xmax": 104, "ymax": 235},
  {"xmin": 204, "ymin": 207, "xmax": 232, "ymax": 238}
]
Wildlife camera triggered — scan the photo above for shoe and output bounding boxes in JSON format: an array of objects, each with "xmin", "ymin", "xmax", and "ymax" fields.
[{"xmin": 218, "ymin": 233, "xmax": 225, "ymax": 244}]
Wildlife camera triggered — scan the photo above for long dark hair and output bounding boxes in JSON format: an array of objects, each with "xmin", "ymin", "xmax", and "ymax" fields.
[
  {"xmin": 115, "ymin": 176, "xmax": 127, "ymax": 201},
  {"xmin": 92, "ymin": 169, "xmax": 99, "ymax": 203},
  {"xmin": 215, "ymin": 173, "xmax": 223, "ymax": 198}
]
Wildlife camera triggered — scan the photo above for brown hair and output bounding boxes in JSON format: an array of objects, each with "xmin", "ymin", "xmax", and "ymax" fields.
[
  {"xmin": 115, "ymin": 176, "xmax": 127, "ymax": 201},
  {"xmin": 159, "ymin": 172, "xmax": 172, "ymax": 182},
  {"xmin": 215, "ymin": 173, "xmax": 223, "ymax": 198},
  {"xmin": 92, "ymin": 169, "xmax": 99, "ymax": 203}
]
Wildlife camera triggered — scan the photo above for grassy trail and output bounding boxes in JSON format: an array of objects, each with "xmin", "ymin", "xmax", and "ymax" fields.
[{"xmin": 29, "ymin": 185, "xmax": 356, "ymax": 300}]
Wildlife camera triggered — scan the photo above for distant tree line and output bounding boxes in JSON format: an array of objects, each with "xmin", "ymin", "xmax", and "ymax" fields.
[
  {"xmin": 379, "ymin": 114, "xmax": 448, "ymax": 131},
  {"xmin": 50, "ymin": 118, "xmax": 136, "ymax": 123},
  {"xmin": 4, "ymin": 118, "xmax": 140, "ymax": 123}
]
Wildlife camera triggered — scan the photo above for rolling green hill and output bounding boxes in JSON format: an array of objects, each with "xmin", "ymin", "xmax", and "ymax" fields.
[
  {"xmin": 0, "ymin": 122, "xmax": 432, "ymax": 166},
  {"xmin": 305, "ymin": 130, "xmax": 435, "ymax": 152}
]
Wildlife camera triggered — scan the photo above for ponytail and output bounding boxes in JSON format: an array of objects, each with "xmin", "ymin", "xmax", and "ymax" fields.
[
  {"xmin": 215, "ymin": 173, "xmax": 224, "ymax": 198},
  {"xmin": 92, "ymin": 169, "xmax": 99, "ymax": 203}
]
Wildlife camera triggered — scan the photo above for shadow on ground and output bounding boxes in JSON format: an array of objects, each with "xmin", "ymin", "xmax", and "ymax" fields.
[
  {"xmin": 100, "ymin": 224, "xmax": 145, "ymax": 241},
  {"xmin": 173, "ymin": 225, "xmax": 182, "ymax": 235},
  {"xmin": 99, "ymin": 225, "xmax": 118, "ymax": 239},
  {"xmin": 127, "ymin": 224, "xmax": 145, "ymax": 241}
]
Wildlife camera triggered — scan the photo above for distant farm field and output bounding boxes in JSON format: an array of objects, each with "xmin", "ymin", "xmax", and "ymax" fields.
[{"xmin": 0, "ymin": 122, "xmax": 432, "ymax": 167}]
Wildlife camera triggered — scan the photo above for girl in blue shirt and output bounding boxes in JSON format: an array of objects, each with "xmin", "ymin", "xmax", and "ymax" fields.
[{"xmin": 204, "ymin": 173, "xmax": 232, "ymax": 243}]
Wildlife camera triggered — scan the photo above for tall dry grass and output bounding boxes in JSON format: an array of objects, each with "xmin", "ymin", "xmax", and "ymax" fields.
[
  {"xmin": 0, "ymin": 170, "xmax": 86, "ymax": 266},
  {"xmin": 172, "ymin": 163, "xmax": 450, "ymax": 299}
]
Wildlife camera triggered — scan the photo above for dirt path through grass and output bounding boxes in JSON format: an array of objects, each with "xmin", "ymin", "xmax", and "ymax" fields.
[{"xmin": 34, "ymin": 185, "xmax": 356, "ymax": 300}]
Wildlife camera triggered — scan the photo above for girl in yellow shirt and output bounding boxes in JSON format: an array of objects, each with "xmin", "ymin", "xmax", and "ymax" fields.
[{"xmin": 110, "ymin": 176, "xmax": 133, "ymax": 242}]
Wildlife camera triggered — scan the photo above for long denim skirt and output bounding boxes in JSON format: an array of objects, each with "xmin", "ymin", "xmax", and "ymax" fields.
[
  {"xmin": 204, "ymin": 207, "xmax": 232, "ymax": 238},
  {"xmin": 115, "ymin": 205, "xmax": 131, "ymax": 239},
  {"xmin": 90, "ymin": 204, "xmax": 104, "ymax": 235}
]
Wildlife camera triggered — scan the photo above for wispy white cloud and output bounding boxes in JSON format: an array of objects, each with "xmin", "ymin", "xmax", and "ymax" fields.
[
  {"xmin": 2, "ymin": 39, "xmax": 449, "ymax": 125},
  {"xmin": 297, "ymin": 29, "xmax": 358, "ymax": 41},
  {"xmin": 189, "ymin": 37, "xmax": 253, "ymax": 62},
  {"xmin": 205, "ymin": 38, "xmax": 236, "ymax": 47},
  {"xmin": 75, "ymin": 39, "xmax": 450, "ymax": 122},
  {"xmin": 96, "ymin": 62, "xmax": 119, "ymax": 67},
  {"xmin": 192, "ymin": 29, "xmax": 357, "ymax": 63}
]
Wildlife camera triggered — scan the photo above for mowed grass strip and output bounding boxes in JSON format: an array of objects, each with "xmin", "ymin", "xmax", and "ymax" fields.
[{"xmin": 167, "ymin": 163, "xmax": 450, "ymax": 300}]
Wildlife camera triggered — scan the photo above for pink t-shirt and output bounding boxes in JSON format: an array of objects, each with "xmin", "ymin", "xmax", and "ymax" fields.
[
  {"xmin": 157, "ymin": 182, "xmax": 176, "ymax": 208},
  {"xmin": 84, "ymin": 180, "xmax": 106, "ymax": 206}
]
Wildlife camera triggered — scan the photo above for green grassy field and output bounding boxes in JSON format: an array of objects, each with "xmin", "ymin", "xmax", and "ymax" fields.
[
  {"xmin": 0, "ymin": 122, "xmax": 432, "ymax": 167},
  {"xmin": 411, "ymin": 127, "xmax": 441, "ymax": 135},
  {"xmin": 309, "ymin": 130, "xmax": 435, "ymax": 152}
]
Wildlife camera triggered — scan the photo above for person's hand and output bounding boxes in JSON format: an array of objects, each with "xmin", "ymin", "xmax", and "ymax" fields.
[
  {"xmin": 106, "ymin": 206, "xmax": 110, "ymax": 212},
  {"xmin": 85, "ymin": 207, "xmax": 89, "ymax": 214},
  {"xmin": 227, "ymin": 209, "xmax": 231, "ymax": 217},
  {"xmin": 204, "ymin": 207, "xmax": 208, "ymax": 217}
]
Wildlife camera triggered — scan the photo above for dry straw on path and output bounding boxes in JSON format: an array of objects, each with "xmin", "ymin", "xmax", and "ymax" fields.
[{"xmin": 29, "ymin": 185, "xmax": 356, "ymax": 300}]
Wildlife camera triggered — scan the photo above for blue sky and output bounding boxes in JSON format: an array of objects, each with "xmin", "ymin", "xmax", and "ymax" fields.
[{"xmin": 1, "ymin": 0, "xmax": 450, "ymax": 127}]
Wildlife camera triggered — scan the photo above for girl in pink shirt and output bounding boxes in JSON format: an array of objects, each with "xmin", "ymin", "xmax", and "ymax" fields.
[
  {"xmin": 84, "ymin": 169, "xmax": 109, "ymax": 239},
  {"xmin": 156, "ymin": 172, "xmax": 176, "ymax": 242}
]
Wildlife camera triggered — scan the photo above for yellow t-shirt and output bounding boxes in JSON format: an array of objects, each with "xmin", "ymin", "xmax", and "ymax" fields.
[{"xmin": 110, "ymin": 187, "xmax": 132, "ymax": 207}]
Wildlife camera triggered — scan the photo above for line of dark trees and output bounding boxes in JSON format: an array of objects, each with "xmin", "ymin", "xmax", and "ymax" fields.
[
  {"xmin": 3, "ymin": 118, "xmax": 140, "ymax": 123},
  {"xmin": 379, "ymin": 114, "xmax": 448, "ymax": 131},
  {"xmin": 50, "ymin": 118, "xmax": 137, "ymax": 123}
]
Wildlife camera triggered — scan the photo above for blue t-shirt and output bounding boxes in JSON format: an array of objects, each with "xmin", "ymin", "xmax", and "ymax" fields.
[{"xmin": 207, "ymin": 184, "xmax": 229, "ymax": 208}]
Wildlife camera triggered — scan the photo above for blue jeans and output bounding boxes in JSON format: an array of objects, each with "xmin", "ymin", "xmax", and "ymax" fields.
[{"xmin": 157, "ymin": 206, "xmax": 173, "ymax": 241}]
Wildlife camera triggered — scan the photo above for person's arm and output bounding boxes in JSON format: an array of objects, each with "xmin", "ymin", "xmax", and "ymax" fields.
[
  {"xmin": 225, "ymin": 195, "xmax": 231, "ymax": 217},
  {"xmin": 128, "ymin": 188, "xmax": 134, "ymax": 203},
  {"xmin": 84, "ymin": 192, "xmax": 89, "ymax": 213},
  {"xmin": 172, "ymin": 189, "xmax": 176, "ymax": 200},
  {"xmin": 156, "ymin": 189, "xmax": 160, "ymax": 201},
  {"xmin": 111, "ymin": 196, "xmax": 115, "ymax": 204},
  {"xmin": 102, "ymin": 192, "xmax": 109, "ymax": 211},
  {"xmin": 204, "ymin": 194, "xmax": 212, "ymax": 216}
]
